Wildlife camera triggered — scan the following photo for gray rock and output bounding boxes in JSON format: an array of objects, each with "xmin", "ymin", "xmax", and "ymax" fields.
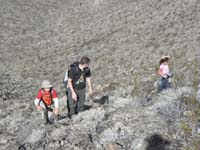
[
  {"xmin": 131, "ymin": 138, "xmax": 146, "ymax": 150},
  {"xmin": 25, "ymin": 129, "xmax": 45, "ymax": 144},
  {"xmin": 196, "ymin": 86, "xmax": 200, "ymax": 103}
]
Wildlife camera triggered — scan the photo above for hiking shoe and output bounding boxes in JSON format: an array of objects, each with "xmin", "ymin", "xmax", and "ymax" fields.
[{"xmin": 68, "ymin": 114, "xmax": 72, "ymax": 119}]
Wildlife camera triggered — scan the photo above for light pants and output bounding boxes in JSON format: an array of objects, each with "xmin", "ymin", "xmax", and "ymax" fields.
[{"xmin": 38, "ymin": 100, "xmax": 54, "ymax": 124}]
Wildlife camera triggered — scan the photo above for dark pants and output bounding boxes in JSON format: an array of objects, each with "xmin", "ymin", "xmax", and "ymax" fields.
[
  {"xmin": 158, "ymin": 77, "xmax": 170, "ymax": 92},
  {"xmin": 66, "ymin": 89, "xmax": 70, "ymax": 114},
  {"xmin": 67, "ymin": 88, "xmax": 86, "ymax": 116}
]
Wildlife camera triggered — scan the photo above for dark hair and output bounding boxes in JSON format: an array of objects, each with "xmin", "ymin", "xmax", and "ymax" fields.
[
  {"xmin": 80, "ymin": 56, "xmax": 90, "ymax": 65},
  {"xmin": 159, "ymin": 58, "xmax": 169, "ymax": 65}
]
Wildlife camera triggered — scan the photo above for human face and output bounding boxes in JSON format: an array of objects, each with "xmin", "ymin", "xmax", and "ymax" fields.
[
  {"xmin": 44, "ymin": 88, "xmax": 50, "ymax": 91},
  {"xmin": 164, "ymin": 60, "xmax": 169, "ymax": 65},
  {"xmin": 83, "ymin": 63, "xmax": 89, "ymax": 68}
]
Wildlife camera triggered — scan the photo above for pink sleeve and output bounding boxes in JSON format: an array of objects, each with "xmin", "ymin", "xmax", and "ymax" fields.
[
  {"xmin": 159, "ymin": 65, "xmax": 164, "ymax": 75},
  {"xmin": 160, "ymin": 64, "xmax": 164, "ymax": 69},
  {"xmin": 36, "ymin": 90, "xmax": 42, "ymax": 99},
  {"xmin": 52, "ymin": 90, "xmax": 58, "ymax": 99}
]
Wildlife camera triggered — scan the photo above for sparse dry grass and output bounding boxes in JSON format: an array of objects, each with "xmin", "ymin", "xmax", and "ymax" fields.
[{"xmin": 180, "ymin": 95, "xmax": 200, "ymax": 150}]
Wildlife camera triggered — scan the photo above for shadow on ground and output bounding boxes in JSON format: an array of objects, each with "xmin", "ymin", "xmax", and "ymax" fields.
[{"xmin": 145, "ymin": 134, "xmax": 170, "ymax": 150}]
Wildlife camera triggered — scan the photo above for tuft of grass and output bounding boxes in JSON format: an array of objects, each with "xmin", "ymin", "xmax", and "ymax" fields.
[
  {"xmin": 183, "ymin": 137, "xmax": 200, "ymax": 150},
  {"xmin": 192, "ymin": 137, "xmax": 200, "ymax": 150},
  {"xmin": 184, "ymin": 96, "xmax": 199, "ymax": 107},
  {"xmin": 183, "ymin": 96, "xmax": 200, "ymax": 123},
  {"xmin": 180, "ymin": 122, "xmax": 192, "ymax": 136}
]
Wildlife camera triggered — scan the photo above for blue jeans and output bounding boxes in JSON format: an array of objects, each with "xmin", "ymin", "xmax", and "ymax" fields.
[{"xmin": 158, "ymin": 77, "xmax": 170, "ymax": 92}]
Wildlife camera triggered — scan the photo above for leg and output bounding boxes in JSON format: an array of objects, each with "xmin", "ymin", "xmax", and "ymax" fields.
[
  {"xmin": 66, "ymin": 88, "xmax": 70, "ymax": 114},
  {"xmin": 159, "ymin": 77, "xmax": 168, "ymax": 92},
  {"xmin": 76, "ymin": 88, "xmax": 86, "ymax": 113},
  {"xmin": 44, "ymin": 109, "xmax": 50, "ymax": 124},
  {"xmin": 38, "ymin": 101, "xmax": 49, "ymax": 124},
  {"xmin": 162, "ymin": 78, "xmax": 169, "ymax": 90},
  {"xmin": 158, "ymin": 77, "xmax": 163, "ymax": 92},
  {"xmin": 47, "ymin": 106, "xmax": 55, "ymax": 124},
  {"xmin": 67, "ymin": 88, "xmax": 76, "ymax": 117},
  {"xmin": 166, "ymin": 79, "xmax": 171, "ymax": 89}
]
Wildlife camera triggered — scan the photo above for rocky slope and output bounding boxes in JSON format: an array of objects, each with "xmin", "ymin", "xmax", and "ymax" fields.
[{"xmin": 1, "ymin": 0, "xmax": 200, "ymax": 149}]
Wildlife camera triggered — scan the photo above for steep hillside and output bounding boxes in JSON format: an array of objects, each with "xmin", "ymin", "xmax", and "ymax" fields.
[
  {"xmin": 1, "ymin": 0, "xmax": 200, "ymax": 96},
  {"xmin": 1, "ymin": 0, "xmax": 200, "ymax": 149}
]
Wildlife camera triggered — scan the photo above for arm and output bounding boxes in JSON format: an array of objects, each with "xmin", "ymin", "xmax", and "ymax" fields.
[
  {"xmin": 34, "ymin": 98, "xmax": 43, "ymax": 110},
  {"xmin": 86, "ymin": 77, "xmax": 93, "ymax": 94},
  {"xmin": 35, "ymin": 90, "xmax": 43, "ymax": 110},
  {"xmin": 68, "ymin": 78, "xmax": 77, "ymax": 101},
  {"xmin": 53, "ymin": 98, "xmax": 59, "ymax": 115}
]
